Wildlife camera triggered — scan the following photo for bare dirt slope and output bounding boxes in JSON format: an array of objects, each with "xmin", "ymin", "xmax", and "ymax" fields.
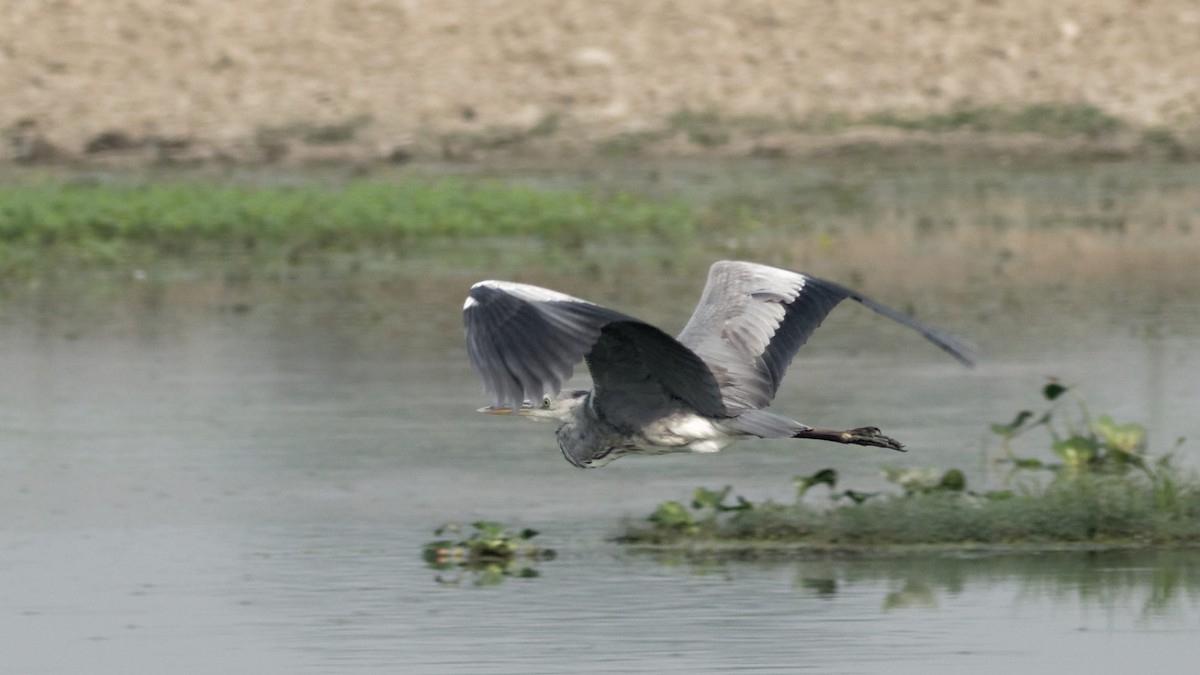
[{"xmin": 3, "ymin": 0, "xmax": 1199, "ymax": 162}]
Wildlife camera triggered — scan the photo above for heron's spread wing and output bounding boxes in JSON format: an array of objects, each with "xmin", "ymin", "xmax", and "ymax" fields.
[
  {"xmin": 677, "ymin": 261, "xmax": 975, "ymax": 412},
  {"xmin": 463, "ymin": 281, "xmax": 727, "ymax": 421},
  {"xmin": 464, "ymin": 281, "xmax": 628, "ymax": 408}
]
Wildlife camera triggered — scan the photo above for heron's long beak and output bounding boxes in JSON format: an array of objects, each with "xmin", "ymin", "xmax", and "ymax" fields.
[
  {"xmin": 477, "ymin": 401, "xmax": 535, "ymax": 416},
  {"xmin": 477, "ymin": 400, "xmax": 563, "ymax": 420}
]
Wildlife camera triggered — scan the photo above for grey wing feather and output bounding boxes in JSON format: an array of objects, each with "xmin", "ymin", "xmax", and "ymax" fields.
[
  {"xmin": 585, "ymin": 321, "xmax": 727, "ymax": 430},
  {"xmin": 464, "ymin": 281, "xmax": 633, "ymax": 408},
  {"xmin": 677, "ymin": 261, "xmax": 975, "ymax": 412},
  {"xmin": 463, "ymin": 281, "xmax": 729, "ymax": 423}
]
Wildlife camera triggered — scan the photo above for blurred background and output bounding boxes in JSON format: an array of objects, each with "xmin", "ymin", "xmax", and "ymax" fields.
[
  {"xmin": 5, "ymin": 0, "xmax": 1200, "ymax": 163},
  {"xmin": 3, "ymin": 2, "xmax": 1200, "ymax": 674}
]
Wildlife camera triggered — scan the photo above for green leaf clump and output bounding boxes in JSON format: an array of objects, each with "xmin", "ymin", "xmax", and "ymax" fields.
[
  {"xmin": 423, "ymin": 521, "xmax": 556, "ymax": 586},
  {"xmin": 621, "ymin": 382, "xmax": 1196, "ymax": 549}
]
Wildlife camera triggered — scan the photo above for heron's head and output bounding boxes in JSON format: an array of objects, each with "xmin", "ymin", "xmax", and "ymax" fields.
[{"xmin": 477, "ymin": 389, "xmax": 589, "ymax": 423}]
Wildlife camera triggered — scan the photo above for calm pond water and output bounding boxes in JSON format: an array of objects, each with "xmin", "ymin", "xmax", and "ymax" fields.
[{"xmin": 3, "ymin": 161, "xmax": 1200, "ymax": 673}]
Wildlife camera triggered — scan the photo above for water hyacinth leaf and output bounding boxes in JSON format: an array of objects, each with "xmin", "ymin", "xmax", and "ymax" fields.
[
  {"xmin": 692, "ymin": 486, "xmax": 732, "ymax": 511},
  {"xmin": 1093, "ymin": 415, "xmax": 1146, "ymax": 453},
  {"xmin": 795, "ymin": 468, "xmax": 838, "ymax": 497},
  {"xmin": 884, "ymin": 465, "xmax": 954, "ymax": 495},
  {"xmin": 1053, "ymin": 435, "xmax": 1098, "ymax": 469},
  {"xmin": 471, "ymin": 521, "xmax": 504, "ymax": 536},
  {"xmin": 991, "ymin": 410, "xmax": 1034, "ymax": 438},
  {"xmin": 939, "ymin": 469, "xmax": 967, "ymax": 492},
  {"xmin": 1043, "ymin": 382, "xmax": 1069, "ymax": 400},
  {"xmin": 475, "ymin": 565, "xmax": 507, "ymax": 587},
  {"xmin": 811, "ymin": 468, "xmax": 838, "ymax": 487},
  {"xmin": 648, "ymin": 501, "xmax": 695, "ymax": 530},
  {"xmin": 839, "ymin": 489, "xmax": 877, "ymax": 504},
  {"xmin": 1107, "ymin": 447, "xmax": 1147, "ymax": 470}
]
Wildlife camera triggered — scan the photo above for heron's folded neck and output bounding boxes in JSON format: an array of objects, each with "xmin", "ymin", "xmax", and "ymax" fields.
[{"xmin": 555, "ymin": 400, "xmax": 627, "ymax": 468}]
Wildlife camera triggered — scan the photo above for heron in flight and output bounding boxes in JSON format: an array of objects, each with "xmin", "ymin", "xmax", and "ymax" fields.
[{"xmin": 464, "ymin": 261, "xmax": 973, "ymax": 468}]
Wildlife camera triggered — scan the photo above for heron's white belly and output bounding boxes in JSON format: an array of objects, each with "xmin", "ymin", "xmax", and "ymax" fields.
[{"xmin": 640, "ymin": 413, "xmax": 738, "ymax": 454}]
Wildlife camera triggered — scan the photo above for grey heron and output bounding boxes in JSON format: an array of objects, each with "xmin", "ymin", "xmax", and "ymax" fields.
[{"xmin": 464, "ymin": 261, "xmax": 973, "ymax": 468}]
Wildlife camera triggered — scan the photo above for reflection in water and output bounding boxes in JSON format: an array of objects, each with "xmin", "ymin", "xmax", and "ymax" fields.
[
  {"xmin": 790, "ymin": 550, "xmax": 1200, "ymax": 622},
  {"xmin": 882, "ymin": 579, "xmax": 939, "ymax": 611},
  {"xmin": 796, "ymin": 575, "xmax": 838, "ymax": 597},
  {"xmin": 432, "ymin": 562, "xmax": 542, "ymax": 588}
]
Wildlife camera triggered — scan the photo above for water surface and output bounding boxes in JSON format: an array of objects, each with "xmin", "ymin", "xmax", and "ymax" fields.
[{"xmin": 3, "ymin": 161, "xmax": 1200, "ymax": 673}]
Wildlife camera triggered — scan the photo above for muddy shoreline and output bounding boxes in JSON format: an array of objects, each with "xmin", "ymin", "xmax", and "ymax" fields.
[{"xmin": 4, "ymin": 1, "xmax": 1200, "ymax": 166}]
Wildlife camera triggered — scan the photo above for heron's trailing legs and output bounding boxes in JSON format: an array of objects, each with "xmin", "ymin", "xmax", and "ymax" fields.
[{"xmin": 793, "ymin": 426, "xmax": 906, "ymax": 452}]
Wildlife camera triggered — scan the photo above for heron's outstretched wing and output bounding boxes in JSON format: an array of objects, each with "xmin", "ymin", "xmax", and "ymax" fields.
[
  {"xmin": 463, "ymin": 281, "xmax": 727, "ymax": 422},
  {"xmin": 677, "ymin": 261, "xmax": 975, "ymax": 412},
  {"xmin": 464, "ymin": 281, "xmax": 628, "ymax": 408}
]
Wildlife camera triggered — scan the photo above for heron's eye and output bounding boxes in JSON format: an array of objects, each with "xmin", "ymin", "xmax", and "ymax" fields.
[{"xmin": 542, "ymin": 396, "xmax": 552, "ymax": 409}]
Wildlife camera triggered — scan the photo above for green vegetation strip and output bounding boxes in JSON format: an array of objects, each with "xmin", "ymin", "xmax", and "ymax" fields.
[
  {"xmin": 0, "ymin": 179, "xmax": 696, "ymax": 277},
  {"xmin": 619, "ymin": 383, "xmax": 1199, "ymax": 552}
]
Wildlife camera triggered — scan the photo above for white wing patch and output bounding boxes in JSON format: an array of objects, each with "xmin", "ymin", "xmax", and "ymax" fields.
[{"xmin": 471, "ymin": 280, "xmax": 593, "ymax": 305}]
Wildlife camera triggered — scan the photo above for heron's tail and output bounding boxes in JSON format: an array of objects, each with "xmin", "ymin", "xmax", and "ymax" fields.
[{"xmin": 723, "ymin": 409, "xmax": 811, "ymax": 438}]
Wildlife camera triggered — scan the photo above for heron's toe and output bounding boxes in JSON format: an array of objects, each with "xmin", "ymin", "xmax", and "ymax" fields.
[{"xmin": 847, "ymin": 427, "xmax": 906, "ymax": 452}]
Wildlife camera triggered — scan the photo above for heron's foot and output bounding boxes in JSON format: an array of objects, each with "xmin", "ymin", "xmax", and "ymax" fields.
[
  {"xmin": 840, "ymin": 427, "xmax": 905, "ymax": 452},
  {"xmin": 794, "ymin": 426, "xmax": 906, "ymax": 452}
]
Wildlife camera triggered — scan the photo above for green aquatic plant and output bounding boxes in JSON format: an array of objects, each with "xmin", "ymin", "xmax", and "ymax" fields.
[
  {"xmin": 880, "ymin": 466, "xmax": 969, "ymax": 497},
  {"xmin": 991, "ymin": 380, "xmax": 1178, "ymax": 478},
  {"xmin": 988, "ymin": 381, "xmax": 1185, "ymax": 492},
  {"xmin": 423, "ymin": 521, "xmax": 556, "ymax": 586},
  {"xmin": 646, "ymin": 486, "xmax": 756, "ymax": 536},
  {"xmin": 620, "ymin": 382, "xmax": 1197, "ymax": 549},
  {"xmin": 991, "ymin": 380, "xmax": 1193, "ymax": 528}
]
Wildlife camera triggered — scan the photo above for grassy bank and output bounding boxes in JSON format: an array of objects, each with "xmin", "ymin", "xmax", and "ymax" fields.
[
  {"xmin": 621, "ymin": 476, "xmax": 1200, "ymax": 553},
  {"xmin": 3, "ymin": 158, "xmax": 1199, "ymax": 294},
  {"xmin": 0, "ymin": 177, "xmax": 698, "ymax": 280}
]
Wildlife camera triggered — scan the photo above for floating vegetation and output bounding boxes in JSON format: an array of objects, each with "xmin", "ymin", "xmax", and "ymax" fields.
[
  {"xmin": 621, "ymin": 383, "xmax": 1198, "ymax": 552},
  {"xmin": 423, "ymin": 521, "xmax": 556, "ymax": 586}
]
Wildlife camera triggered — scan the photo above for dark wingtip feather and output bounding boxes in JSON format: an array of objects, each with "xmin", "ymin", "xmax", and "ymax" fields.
[{"xmin": 847, "ymin": 290, "xmax": 978, "ymax": 368}]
